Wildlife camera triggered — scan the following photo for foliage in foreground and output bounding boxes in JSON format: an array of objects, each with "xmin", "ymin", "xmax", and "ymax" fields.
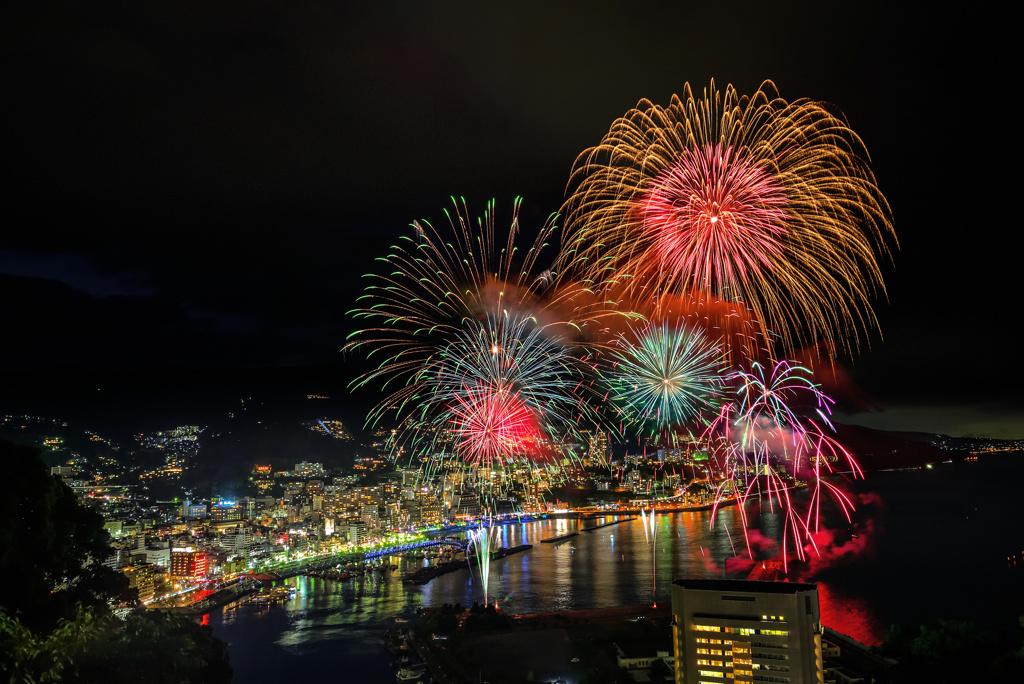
[
  {"xmin": 876, "ymin": 617, "xmax": 1024, "ymax": 683},
  {"xmin": 0, "ymin": 439, "xmax": 232, "ymax": 683},
  {"xmin": 1, "ymin": 606, "xmax": 232, "ymax": 684}
]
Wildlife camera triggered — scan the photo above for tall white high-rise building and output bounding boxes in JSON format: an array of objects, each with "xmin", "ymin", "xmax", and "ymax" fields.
[{"xmin": 671, "ymin": 579, "xmax": 824, "ymax": 684}]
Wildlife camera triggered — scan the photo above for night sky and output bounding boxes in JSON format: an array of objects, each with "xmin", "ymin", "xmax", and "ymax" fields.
[{"xmin": 2, "ymin": 2, "xmax": 1019, "ymax": 438}]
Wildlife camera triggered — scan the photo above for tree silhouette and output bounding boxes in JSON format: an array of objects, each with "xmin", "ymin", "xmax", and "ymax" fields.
[
  {"xmin": 878, "ymin": 617, "xmax": 1024, "ymax": 683},
  {"xmin": 0, "ymin": 439, "xmax": 131, "ymax": 632},
  {"xmin": 1, "ymin": 606, "xmax": 233, "ymax": 683},
  {"xmin": 0, "ymin": 440, "xmax": 232, "ymax": 682}
]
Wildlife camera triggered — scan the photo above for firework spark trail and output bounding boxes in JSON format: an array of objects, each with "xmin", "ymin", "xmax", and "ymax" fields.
[
  {"xmin": 347, "ymin": 198, "xmax": 618, "ymax": 433},
  {"xmin": 432, "ymin": 312, "xmax": 600, "ymax": 432},
  {"xmin": 467, "ymin": 523, "xmax": 497, "ymax": 606},
  {"xmin": 640, "ymin": 508, "xmax": 658, "ymax": 606},
  {"xmin": 798, "ymin": 420, "xmax": 862, "ymax": 533},
  {"xmin": 346, "ymin": 199, "xmax": 626, "ymax": 495},
  {"xmin": 698, "ymin": 360, "xmax": 865, "ymax": 573},
  {"xmin": 343, "ymin": 82, "xmax": 890, "ymax": 576},
  {"xmin": 735, "ymin": 361, "xmax": 863, "ymax": 539},
  {"xmin": 448, "ymin": 382, "xmax": 542, "ymax": 472},
  {"xmin": 560, "ymin": 79, "xmax": 896, "ymax": 359},
  {"xmin": 346, "ymin": 198, "xmax": 558, "ymax": 426},
  {"xmin": 723, "ymin": 522, "xmax": 737, "ymax": 557},
  {"xmin": 641, "ymin": 143, "xmax": 790, "ymax": 293},
  {"xmin": 399, "ymin": 313, "xmax": 578, "ymax": 480},
  {"xmin": 735, "ymin": 360, "xmax": 833, "ymax": 435}
]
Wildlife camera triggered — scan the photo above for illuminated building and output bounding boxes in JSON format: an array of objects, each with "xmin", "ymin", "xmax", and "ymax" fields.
[
  {"xmin": 293, "ymin": 461, "xmax": 325, "ymax": 477},
  {"xmin": 180, "ymin": 500, "xmax": 208, "ymax": 519},
  {"xmin": 408, "ymin": 493, "xmax": 443, "ymax": 525},
  {"xmin": 122, "ymin": 563, "xmax": 156, "ymax": 603},
  {"xmin": 361, "ymin": 504, "xmax": 380, "ymax": 529},
  {"xmin": 301, "ymin": 419, "xmax": 353, "ymax": 440},
  {"xmin": 143, "ymin": 543, "xmax": 171, "ymax": 569},
  {"xmin": 397, "ymin": 468, "xmax": 420, "ymax": 486},
  {"xmin": 587, "ymin": 430, "xmax": 612, "ymax": 466},
  {"xmin": 220, "ymin": 529, "xmax": 254, "ymax": 555},
  {"xmin": 253, "ymin": 464, "xmax": 273, "ymax": 492},
  {"xmin": 347, "ymin": 519, "xmax": 368, "ymax": 545},
  {"xmin": 450, "ymin": 491, "xmax": 482, "ymax": 519},
  {"xmin": 671, "ymin": 579, "xmax": 824, "ymax": 684},
  {"xmin": 170, "ymin": 549, "xmax": 208, "ymax": 582},
  {"xmin": 211, "ymin": 501, "xmax": 243, "ymax": 522}
]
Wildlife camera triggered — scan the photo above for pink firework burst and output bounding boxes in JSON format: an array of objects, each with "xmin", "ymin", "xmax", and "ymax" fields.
[
  {"xmin": 640, "ymin": 143, "xmax": 789, "ymax": 296},
  {"xmin": 449, "ymin": 383, "xmax": 550, "ymax": 472}
]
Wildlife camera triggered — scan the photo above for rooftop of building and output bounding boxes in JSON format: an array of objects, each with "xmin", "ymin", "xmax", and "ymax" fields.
[{"xmin": 671, "ymin": 578, "xmax": 818, "ymax": 595}]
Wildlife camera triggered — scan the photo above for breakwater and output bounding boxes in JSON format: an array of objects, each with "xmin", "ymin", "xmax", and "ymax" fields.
[
  {"xmin": 167, "ymin": 580, "xmax": 259, "ymax": 615},
  {"xmin": 581, "ymin": 517, "xmax": 636, "ymax": 532},
  {"xmin": 404, "ymin": 544, "xmax": 534, "ymax": 585}
]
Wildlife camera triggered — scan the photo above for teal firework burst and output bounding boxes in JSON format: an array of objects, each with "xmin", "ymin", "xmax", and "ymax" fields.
[{"xmin": 606, "ymin": 322, "xmax": 726, "ymax": 436}]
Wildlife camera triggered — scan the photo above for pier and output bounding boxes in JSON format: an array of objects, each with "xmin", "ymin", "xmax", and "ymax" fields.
[
  {"xmin": 545, "ymin": 500, "xmax": 729, "ymax": 518},
  {"xmin": 581, "ymin": 517, "xmax": 636, "ymax": 532},
  {"xmin": 489, "ymin": 543, "xmax": 532, "ymax": 560},
  {"xmin": 165, "ymin": 579, "xmax": 259, "ymax": 615}
]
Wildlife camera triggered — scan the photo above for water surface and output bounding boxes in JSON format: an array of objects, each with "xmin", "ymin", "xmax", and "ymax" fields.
[{"xmin": 210, "ymin": 454, "xmax": 1024, "ymax": 681}]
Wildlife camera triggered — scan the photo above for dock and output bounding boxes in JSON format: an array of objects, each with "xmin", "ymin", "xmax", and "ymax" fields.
[
  {"xmin": 581, "ymin": 517, "xmax": 636, "ymax": 532},
  {"xmin": 164, "ymin": 580, "xmax": 260, "ymax": 615},
  {"xmin": 490, "ymin": 543, "xmax": 533, "ymax": 560}
]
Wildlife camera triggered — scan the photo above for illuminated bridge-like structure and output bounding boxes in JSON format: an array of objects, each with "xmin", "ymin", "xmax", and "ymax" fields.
[{"xmin": 363, "ymin": 538, "xmax": 468, "ymax": 560}]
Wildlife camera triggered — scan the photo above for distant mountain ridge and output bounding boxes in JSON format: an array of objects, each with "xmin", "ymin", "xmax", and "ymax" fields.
[
  {"xmin": 4, "ymin": 364, "xmax": 1018, "ymax": 481},
  {"xmin": 830, "ymin": 422, "xmax": 1021, "ymax": 470}
]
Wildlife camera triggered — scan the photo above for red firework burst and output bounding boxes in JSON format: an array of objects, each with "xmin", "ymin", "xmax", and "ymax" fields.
[
  {"xmin": 640, "ymin": 143, "xmax": 789, "ymax": 295},
  {"xmin": 561, "ymin": 80, "xmax": 896, "ymax": 359},
  {"xmin": 449, "ymin": 383, "xmax": 551, "ymax": 471}
]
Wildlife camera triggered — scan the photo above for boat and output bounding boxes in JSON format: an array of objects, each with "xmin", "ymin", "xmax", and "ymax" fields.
[{"xmin": 396, "ymin": 664, "xmax": 427, "ymax": 680}]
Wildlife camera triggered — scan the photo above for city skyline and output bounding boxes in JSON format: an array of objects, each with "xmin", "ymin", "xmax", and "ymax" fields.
[{"xmin": 2, "ymin": 2, "xmax": 1020, "ymax": 439}]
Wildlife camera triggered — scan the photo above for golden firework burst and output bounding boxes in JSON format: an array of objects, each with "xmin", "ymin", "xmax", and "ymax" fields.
[{"xmin": 560, "ymin": 80, "xmax": 896, "ymax": 359}]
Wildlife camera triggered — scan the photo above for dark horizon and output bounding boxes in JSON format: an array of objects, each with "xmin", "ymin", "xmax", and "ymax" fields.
[{"xmin": 3, "ymin": 363, "xmax": 1021, "ymax": 448}]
